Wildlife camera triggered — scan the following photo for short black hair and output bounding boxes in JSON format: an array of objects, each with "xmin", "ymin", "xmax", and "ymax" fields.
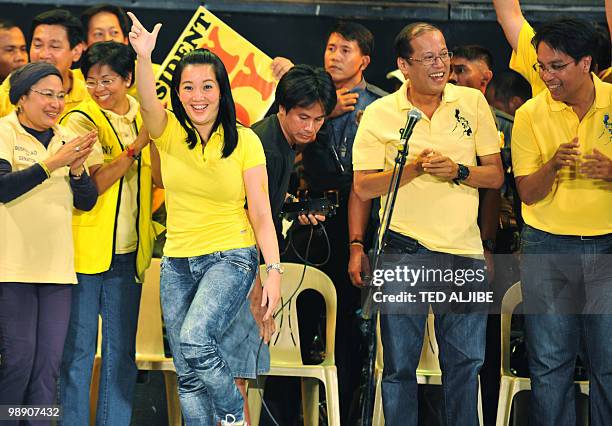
[
  {"xmin": 532, "ymin": 18, "xmax": 599, "ymax": 72},
  {"xmin": 81, "ymin": 41, "xmax": 135, "ymax": 85},
  {"xmin": 81, "ymin": 4, "xmax": 129, "ymax": 41},
  {"xmin": 488, "ymin": 70, "xmax": 531, "ymax": 104},
  {"xmin": 31, "ymin": 9, "xmax": 84, "ymax": 49},
  {"xmin": 395, "ymin": 22, "xmax": 441, "ymax": 59},
  {"xmin": 327, "ymin": 21, "xmax": 374, "ymax": 56},
  {"xmin": 452, "ymin": 45, "xmax": 493, "ymax": 70},
  {"xmin": 0, "ymin": 19, "xmax": 17, "ymax": 31},
  {"xmin": 275, "ymin": 64, "xmax": 337, "ymax": 116}
]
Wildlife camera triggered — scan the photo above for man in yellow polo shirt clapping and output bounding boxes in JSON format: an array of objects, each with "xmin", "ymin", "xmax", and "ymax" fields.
[
  {"xmin": 512, "ymin": 18, "xmax": 612, "ymax": 426},
  {"xmin": 353, "ymin": 22, "xmax": 503, "ymax": 426}
]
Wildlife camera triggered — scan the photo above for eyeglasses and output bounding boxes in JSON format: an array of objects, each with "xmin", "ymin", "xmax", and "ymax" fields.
[
  {"xmin": 408, "ymin": 51, "xmax": 453, "ymax": 66},
  {"xmin": 30, "ymin": 89, "xmax": 66, "ymax": 101},
  {"xmin": 85, "ymin": 77, "xmax": 118, "ymax": 89},
  {"xmin": 532, "ymin": 61, "xmax": 573, "ymax": 75}
]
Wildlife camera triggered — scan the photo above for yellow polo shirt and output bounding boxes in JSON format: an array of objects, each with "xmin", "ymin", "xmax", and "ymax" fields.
[
  {"xmin": 153, "ymin": 111, "xmax": 266, "ymax": 257},
  {"xmin": 512, "ymin": 75, "xmax": 612, "ymax": 236},
  {"xmin": 0, "ymin": 69, "xmax": 89, "ymax": 118},
  {"xmin": 0, "ymin": 112, "xmax": 78, "ymax": 284},
  {"xmin": 509, "ymin": 20, "xmax": 547, "ymax": 97},
  {"xmin": 353, "ymin": 81, "xmax": 500, "ymax": 255}
]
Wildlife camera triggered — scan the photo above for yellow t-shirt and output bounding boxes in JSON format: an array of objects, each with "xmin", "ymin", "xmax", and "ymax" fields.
[
  {"xmin": 0, "ymin": 69, "xmax": 89, "ymax": 118},
  {"xmin": 0, "ymin": 112, "xmax": 78, "ymax": 284},
  {"xmin": 153, "ymin": 111, "xmax": 266, "ymax": 257},
  {"xmin": 353, "ymin": 82, "xmax": 500, "ymax": 255},
  {"xmin": 509, "ymin": 20, "xmax": 547, "ymax": 97},
  {"xmin": 512, "ymin": 75, "xmax": 612, "ymax": 236}
]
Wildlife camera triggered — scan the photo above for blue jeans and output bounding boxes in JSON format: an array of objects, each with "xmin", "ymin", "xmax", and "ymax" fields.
[
  {"xmin": 160, "ymin": 246, "xmax": 260, "ymax": 425},
  {"xmin": 59, "ymin": 252, "xmax": 142, "ymax": 426},
  {"xmin": 379, "ymin": 238, "xmax": 486, "ymax": 426},
  {"xmin": 520, "ymin": 225, "xmax": 612, "ymax": 426}
]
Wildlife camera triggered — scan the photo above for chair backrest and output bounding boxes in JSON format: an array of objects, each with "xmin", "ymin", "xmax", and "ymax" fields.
[
  {"xmin": 500, "ymin": 281, "xmax": 522, "ymax": 376},
  {"xmin": 260, "ymin": 263, "xmax": 337, "ymax": 367},
  {"xmin": 375, "ymin": 311, "xmax": 441, "ymax": 374},
  {"xmin": 135, "ymin": 258, "xmax": 167, "ymax": 359}
]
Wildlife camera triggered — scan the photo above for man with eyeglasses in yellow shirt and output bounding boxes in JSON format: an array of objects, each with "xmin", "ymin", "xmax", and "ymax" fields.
[
  {"xmin": 512, "ymin": 18, "xmax": 612, "ymax": 426},
  {"xmin": 0, "ymin": 9, "xmax": 88, "ymax": 118},
  {"xmin": 353, "ymin": 22, "xmax": 503, "ymax": 426},
  {"xmin": 493, "ymin": 0, "xmax": 612, "ymax": 95}
]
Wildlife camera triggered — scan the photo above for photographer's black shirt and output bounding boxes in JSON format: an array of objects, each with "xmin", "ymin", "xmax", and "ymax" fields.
[{"xmin": 251, "ymin": 114, "xmax": 296, "ymax": 221}]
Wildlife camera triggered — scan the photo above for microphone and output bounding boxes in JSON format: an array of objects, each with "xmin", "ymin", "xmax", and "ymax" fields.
[{"xmin": 400, "ymin": 108, "xmax": 422, "ymax": 144}]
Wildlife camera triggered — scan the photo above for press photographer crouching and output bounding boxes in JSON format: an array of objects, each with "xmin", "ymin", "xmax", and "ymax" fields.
[{"xmin": 244, "ymin": 64, "xmax": 336, "ymax": 424}]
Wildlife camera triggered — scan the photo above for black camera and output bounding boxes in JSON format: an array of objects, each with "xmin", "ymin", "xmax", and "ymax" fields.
[{"xmin": 281, "ymin": 196, "xmax": 337, "ymax": 221}]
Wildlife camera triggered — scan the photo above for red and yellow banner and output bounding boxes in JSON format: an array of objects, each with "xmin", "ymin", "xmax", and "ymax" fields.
[{"xmin": 155, "ymin": 6, "xmax": 276, "ymax": 126}]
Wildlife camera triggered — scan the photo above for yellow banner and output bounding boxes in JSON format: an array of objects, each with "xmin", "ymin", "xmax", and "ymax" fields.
[{"xmin": 155, "ymin": 6, "xmax": 276, "ymax": 126}]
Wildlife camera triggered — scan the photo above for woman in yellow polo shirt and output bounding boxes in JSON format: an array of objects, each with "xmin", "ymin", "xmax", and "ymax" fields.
[
  {"xmin": 58, "ymin": 41, "xmax": 160, "ymax": 426},
  {"xmin": 0, "ymin": 62, "xmax": 97, "ymax": 415},
  {"xmin": 128, "ymin": 13, "xmax": 281, "ymax": 426}
]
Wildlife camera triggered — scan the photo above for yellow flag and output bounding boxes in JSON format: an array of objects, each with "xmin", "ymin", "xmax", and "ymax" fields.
[{"xmin": 155, "ymin": 7, "xmax": 276, "ymax": 126}]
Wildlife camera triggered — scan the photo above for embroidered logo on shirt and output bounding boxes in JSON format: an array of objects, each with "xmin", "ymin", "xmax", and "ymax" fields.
[
  {"xmin": 599, "ymin": 113, "xmax": 612, "ymax": 144},
  {"xmin": 452, "ymin": 109, "xmax": 472, "ymax": 137}
]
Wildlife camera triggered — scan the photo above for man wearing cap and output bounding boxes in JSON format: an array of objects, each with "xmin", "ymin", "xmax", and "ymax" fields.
[{"xmin": 0, "ymin": 9, "xmax": 87, "ymax": 118}]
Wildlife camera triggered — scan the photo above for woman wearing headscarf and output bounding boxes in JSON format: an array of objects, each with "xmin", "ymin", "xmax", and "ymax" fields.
[{"xmin": 0, "ymin": 62, "xmax": 98, "ymax": 423}]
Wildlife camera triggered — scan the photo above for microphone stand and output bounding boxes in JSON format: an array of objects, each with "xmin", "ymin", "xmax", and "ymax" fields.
[{"xmin": 360, "ymin": 109, "xmax": 421, "ymax": 426}]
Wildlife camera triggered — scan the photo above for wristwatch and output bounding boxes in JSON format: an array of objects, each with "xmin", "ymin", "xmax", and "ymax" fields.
[
  {"xmin": 266, "ymin": 263, "xmax": 284, "ymax": 275},
  {"xmin": 453, "ymin": 163, "xmax": 470, "ymax": 185}
]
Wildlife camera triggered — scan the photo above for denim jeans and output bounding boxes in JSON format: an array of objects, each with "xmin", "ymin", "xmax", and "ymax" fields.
[
  {"xmin": 378, "ymin": 238, "xmax": 486, "ymax": 426},
  {"xmin": 160, "ymin": 246, "xmax": 262, "ymax": 425},
  {"xmin": 520, "ymin": 225, "xmax": 612, "ymax": 426},
  {"xmin": 59, "ymin": 252, "xmax": 141, "ymax": 426}
]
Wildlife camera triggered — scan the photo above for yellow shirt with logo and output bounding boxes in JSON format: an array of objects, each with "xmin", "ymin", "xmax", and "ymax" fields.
[
  {"xmin": 0, "ymin": 112, "xmax": 78, "ymax": 284},
  {"xmin": 353, "ymin": 82, "xmax": 500, "ymax": 255},
  {"xmin": 512, "ymin": 75, "xmax": 612, "ymax": 236},
  {"xmin": 0, "ymin": 69, "xmax": 89, "ymax": 118},
  {"xmin": 154, "ymin": 111, "xmax": 265, "ymax": 257}
]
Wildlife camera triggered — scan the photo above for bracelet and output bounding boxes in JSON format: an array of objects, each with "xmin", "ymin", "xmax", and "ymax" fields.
[
  {"xmin": 126, "ymin": 145, "xmax": 141, "ymax": 160},
  {"xmin": 349, "ymin": 239, "xmax": 365, "ymax": 247},
  {"xmin": 38, "ymin": 161, "xmax": 50, "ymax": 178},
  {"xmin": 69, "ymin": 167, "xmax": 84, "ymax": 179},
  {"xmin": 265, "ymin": 263, "xmax": 284, "ymax": 275}
]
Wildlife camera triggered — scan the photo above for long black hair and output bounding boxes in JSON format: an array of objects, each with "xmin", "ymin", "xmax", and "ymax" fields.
[{"xmin": 170, "ymin": 48, "xmax": 238, "ymax": 157}]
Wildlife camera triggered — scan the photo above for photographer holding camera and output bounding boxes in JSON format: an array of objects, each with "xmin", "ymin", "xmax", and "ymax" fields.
[
  {"xmin": 248, "ymin": 65, "xmax": 336, "ymax": 342},
  {"xmin": 245, "ymin": 64, "xmax": 336, "ymax": 425}
]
